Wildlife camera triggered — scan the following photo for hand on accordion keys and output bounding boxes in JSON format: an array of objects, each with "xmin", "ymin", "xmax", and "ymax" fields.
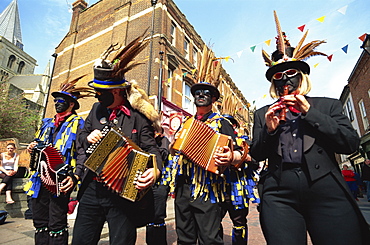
[
  {"xmin": 87, "ymin": 129, "xmax": 104, "ymax": 144},
  {"xmin": 213, "ymin": 146, "xmax": 242, "ymax": 167},
  {"xmin": 135, "ymin": 167, "xmax": 161, "ymax": 190}
]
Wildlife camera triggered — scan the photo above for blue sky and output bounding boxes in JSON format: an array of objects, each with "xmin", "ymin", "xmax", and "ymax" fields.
[{"xmin": 2, "ymin": 0, "xmax": 369, "ymax": 109}]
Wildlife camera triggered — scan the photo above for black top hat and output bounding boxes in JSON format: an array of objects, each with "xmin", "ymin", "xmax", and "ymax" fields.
[
  {"xmin": 262, "ymin": 11, "xmax": 327, "ymax": 82},
  {"xmin": 88, "ymin": 66, "xmax": 131, "ymax": 90},
  {"xmin": 191, "ymin": 81, "xmax": 220, "ymax": 100}
]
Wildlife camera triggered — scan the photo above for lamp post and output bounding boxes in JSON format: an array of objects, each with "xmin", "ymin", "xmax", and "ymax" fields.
[
  {"xmin": 158, "ymin": 51, "xmax": 164, "ymax": 112},
  {"xmin": 146, "ymin": 0, "xmax": 158, "ymax": 94},
  {"xmin": 361, "ymin": 34, "xmax": 370, "ymax": 55}
]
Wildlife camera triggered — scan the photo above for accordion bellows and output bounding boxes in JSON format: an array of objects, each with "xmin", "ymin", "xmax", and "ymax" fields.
[
  {"xmin": 85, "ymin": 126, "xmax": 155, "ymax": 202},
  {"xmin": 172, "ymin": 117, "xmax": 232, "ymax": 175},
  {"xmin": 30, "ymin": 145, "xmax": 70, "ymax": 196}
]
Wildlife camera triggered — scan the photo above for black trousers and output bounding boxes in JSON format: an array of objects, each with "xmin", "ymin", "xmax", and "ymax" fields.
[
  {"xmin": 146, "ymin": 184, "xmax": 170, "ymax": 245},
  {"xmin": 0, "ymin": 173, "xmax": 13, "ymax": 190},
  {"xmin": 175, "ymin": 179, "xmax": 223, "ymax": 245},
  {"xmin": 220, "ymin": 199, "xmax": 249, "ymax": 245},
  {"xmin": 260, "ymin": 167, "xmax": 363, "ymax": 245},
  {"xmin": 32, "ymin": 184, "xmax": 70, "ymax": 245},
  {"xmin": 72, "ymin": 181, "xmax": 137, "ymax": 245}
]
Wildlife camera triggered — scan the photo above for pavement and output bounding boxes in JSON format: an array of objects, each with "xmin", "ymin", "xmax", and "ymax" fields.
[{"xmin": 1, "ymin": 197, "xmax": 370, "ymax": 245}]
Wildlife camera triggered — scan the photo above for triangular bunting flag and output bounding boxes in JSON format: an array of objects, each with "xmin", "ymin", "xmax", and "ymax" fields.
[
  {"xmin": 191, "ymin": 69, "xmax": 197, "ymax": 74},
  {"xmin": 264, "ymin": 40, "xmax": 271, "ymax": 46},
  {"xmin": 298, "ymin": 25, "xmax": 305, "ymax": 32},
  {"xmin": 337, "ymin": 5, "xmax": 348, "ymax": 15},
  {"xmin": 225, "ymin": 56, "xmax": 230, "ymax": 62},
  {"xmin": 341, "ymin": 45, "xmax": 349, "ymax": 54},
  {"xmin": 359, "ymin": 33, "xmax": 367, "ymax": 42},
  {"xmin": 183, "ymin": 72, "xmax": 188, "ymax": 77},
  {"xmin": 250, "ymin": 46, "xmax": 256, "ymax": 52},
  {"xmin": 327, "ymin": 54, "xmax": 333, "ymax": 62},
  {"xmin": 168, "ymin": 77, "xmax": 173, "ymax": 83},
  {"xmin": 314, "ymin": 63, "xmax": 319, "ymax": 68},
  {"xmin": 237, "ymin": 50, "xmax": 243, "ymax": 58},
  {"xmin": 262, "ymin": 94, "xmax": 267, "ymax": 99},
  {"xmin": 316, "ymin": 16, "xmax": 326, "ymax": 23}
]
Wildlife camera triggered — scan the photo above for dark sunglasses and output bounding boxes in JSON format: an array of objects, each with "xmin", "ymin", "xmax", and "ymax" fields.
[
  {"xmin": 54, "ymin": 98, "xmax": 66, "ymax": 103},
  {"xmin": 194, "ymin": 89, "xmax": 212, "ymax": 97},
  {"xmin": 272, "ymin": 69, "xmax": 299, "ymax": 80}
]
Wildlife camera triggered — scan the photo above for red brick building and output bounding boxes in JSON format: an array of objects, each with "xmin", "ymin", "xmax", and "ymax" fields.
[{"xmin": 46, "ymin": 0, "xmax": 252, "ymax": 137}]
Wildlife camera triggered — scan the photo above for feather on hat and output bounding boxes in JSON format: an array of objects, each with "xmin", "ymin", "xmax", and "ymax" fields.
[
  {"xmin": 263, "ymin": 11, "xmax": 327, "ymax": 81},
  {"xmin": 191, "ymin": 44, "xmax": 222, "ymax": 100},
  {"xmin": 52, "ymin": 75, "xmax": 95, "ymax": 110}
]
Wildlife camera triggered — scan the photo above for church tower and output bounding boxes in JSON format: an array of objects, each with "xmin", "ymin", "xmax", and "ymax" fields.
[{"xmin": 0, "ymin": 0, "xmax": 37, "ymax": 81}]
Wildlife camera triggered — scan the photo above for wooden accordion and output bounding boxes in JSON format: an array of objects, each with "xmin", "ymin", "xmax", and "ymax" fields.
[
  {"xmin": 30, "ymin": 144, "xmax": 70, "ymax": 197},
  {"xmin": 84, "ymin": 126, "xmax": 156, "ymax": 202},
  {"xmin": 172, "ymin": 117, "xmax": 232, "ymax": 175}
]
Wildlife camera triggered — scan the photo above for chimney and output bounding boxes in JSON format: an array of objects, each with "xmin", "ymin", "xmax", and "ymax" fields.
[{"xmin": 69, "ymin": 0, "xmax": 88, "ymax": 33}]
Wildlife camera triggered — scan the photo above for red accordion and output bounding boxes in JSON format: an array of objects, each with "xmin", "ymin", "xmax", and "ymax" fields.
[
  {"xmin": 30, "ymin": 144, "xmax": 70, "ymax": 196},
  {"xmin": 172, "ymin": 117, "xmax": 233, "ymax": 175}
]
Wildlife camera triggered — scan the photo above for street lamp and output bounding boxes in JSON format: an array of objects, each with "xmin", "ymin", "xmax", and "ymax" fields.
[
  {"xmin": 361, "ymin": 34, "xmax": 370, "ymax": 55},
  {"xmin": 158, "ymin": 51, "xmax": 164, "ymax": 112},
  {"xmin": 146, "ymin": 0, "xmax": 158, "ymax": 94}
]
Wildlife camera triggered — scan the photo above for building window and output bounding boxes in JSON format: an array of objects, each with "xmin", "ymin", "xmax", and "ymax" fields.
[
  {"xmin": 7, "ymin": 55, "xmax": 16, "ymax": 69},
  {"xmin": 167, "ymin": 67, "xmax": 174, "ymax": 102},
  {"xmin": 183, "ymin": 82, "xmax": 194, "ymax": 115},
  {"xmin": 193, "ymin": 47, "xmax": 198, "ymax": 67},
  {"xmin": 184, "ymin": 37, "xmax": 189, "ymax": 60},
  {"xmin": 170, "ymin": 22, "xmax": 176, "ymax": 46},
  {"xmin": 368, "ymin": 89, "xmax": 370, "ymax": 99},
  {"xmin": 359, "ymin": 100, "xmax": 369, "ymax": 130},
  {"xmin": 17, "ymin": 61, "xmax": 25, "ymax": 74},
  {"xmin": 346, "ymin": 99, "xmax": 354, "ymax": 121}
]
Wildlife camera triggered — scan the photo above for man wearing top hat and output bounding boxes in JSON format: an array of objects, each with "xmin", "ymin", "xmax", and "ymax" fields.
[
  {"xmin": 72, "ymin": 37, "xmax": 162, "ymax": 245},
  {"xmin": 169, "ymin": 81, "xmax": 244, "ymax": 245},
  {"xmin": 25, "ymin": 81, "xmax": 89, "ymax": 245},
  {"xmin": 250, "ymin": 11, "xmax": 370, "ymax": 245}
]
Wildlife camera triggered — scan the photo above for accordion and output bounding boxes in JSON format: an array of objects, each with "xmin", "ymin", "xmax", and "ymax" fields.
[
  {"xmin": 172, "ymin": 117, "xmax": 233, "ymax": 175},
  {"xmin": 30, "ymin": 143, "xmax": 71, "ymax": 196},
  {"xmin": 84, "ymin": 126, "xmax": 156, "ymax": 202}
]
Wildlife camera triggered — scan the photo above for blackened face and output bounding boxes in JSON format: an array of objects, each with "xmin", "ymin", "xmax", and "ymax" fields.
[
  {"xmin": 54, "ymin": 97, "xmax": 70, "ymax": 113},
  {"xmin": 273, "ymin": 69, "xmax": 302, "ymax": 96},
  {"xmin": 95, "ymin": 89, "xmax": 114, "ymax": 107},
  {"xmin": 194, "ymin": 89, "xmax": 213, "ymax": 107}
]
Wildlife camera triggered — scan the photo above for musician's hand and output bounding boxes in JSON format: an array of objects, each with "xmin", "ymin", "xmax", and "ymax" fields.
[
  {"xmin": 135, "ymin": 168, "xmax": 159, "ymax": 190},
  {"xmin": 265, "ymin": 102, "xmax": 283, "ymax": 133},
  {"xmin": 60, "ymin": 176, "xmax": 75, "ymax": 193},
  {"xmin": 214, "ymin": 146, "xmax": 233, "ymax": 167},
  {"xmin": 283, "ymin": 94, "xmax": 310, "ymax": 115},
  {"xmin": 87, "ymin": 129, "xmax": 103, "ymax": 144},
  {"xmin": 27, "ymin": 141, "xmax": 38, "ymax": 153}
]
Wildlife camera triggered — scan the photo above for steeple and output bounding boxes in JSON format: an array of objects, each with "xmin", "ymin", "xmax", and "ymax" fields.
[{"xmin": 0, "ymin": 0, "xmax": 23, "ymax": 50}]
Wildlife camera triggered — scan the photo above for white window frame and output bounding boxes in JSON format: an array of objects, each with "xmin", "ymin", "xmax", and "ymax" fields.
[
  {"xmin": 183, "ymin": 82, "xmax": 195, "ymax": 115},
  {"xmin": 184, "ymin": 37, "xmax": 189, "ymax": 60},
  {"xmin": 346, "ymin": 99, "xmax": 354, "ymax": 121},
  {"xmin": 359, "ymin": 99, "xmax": 369, "ymax": 130},
  {"xmin": 167, "ymin": 68, "xmax": 174, "ymax": 102},
  {"xmin": 170, "ymin": 22, "xmax": 176, "ymax": 46}
]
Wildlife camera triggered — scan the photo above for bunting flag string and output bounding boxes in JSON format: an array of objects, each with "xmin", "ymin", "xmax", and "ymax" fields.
[{"xmin": 200, "ymin": 2, "xmax": 364, "ymax": 76}]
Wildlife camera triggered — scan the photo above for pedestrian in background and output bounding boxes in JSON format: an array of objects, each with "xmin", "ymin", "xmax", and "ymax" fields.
[
  {"xmin": 341, "ymin": 164, "xmax": 358, "ymax": 200},
  {"xmin": 250, "ymin": 10, "xmax": 370, "ymax": 245},
  {"xmin": 0, "ymin": 142, "xmax": 19, "ymax": 204}
]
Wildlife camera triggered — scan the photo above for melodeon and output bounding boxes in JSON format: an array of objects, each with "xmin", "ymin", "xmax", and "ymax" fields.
[
  {"xmin": 30, "ymin": 144, "xmax": 71, "ymax": 197},
  {"xmin": 172, "ymin": 117, "xmax": 233, "ymax": 175},
  {"xmin": 84, "ymin": 126, "xmax": 156, "ymax": 202}
]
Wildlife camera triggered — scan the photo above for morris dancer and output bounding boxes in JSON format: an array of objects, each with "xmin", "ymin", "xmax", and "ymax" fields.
[
  {"xmin": 72, "ymin": 33, "xmax": 162, "ymax": 245},
  {"xmin": 25, "ymin": 78, "xmax": 92, "ymax": 245},
  {"xmin": 250, "ymin": 10, "xmax": 370, "ymax": 245}
]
